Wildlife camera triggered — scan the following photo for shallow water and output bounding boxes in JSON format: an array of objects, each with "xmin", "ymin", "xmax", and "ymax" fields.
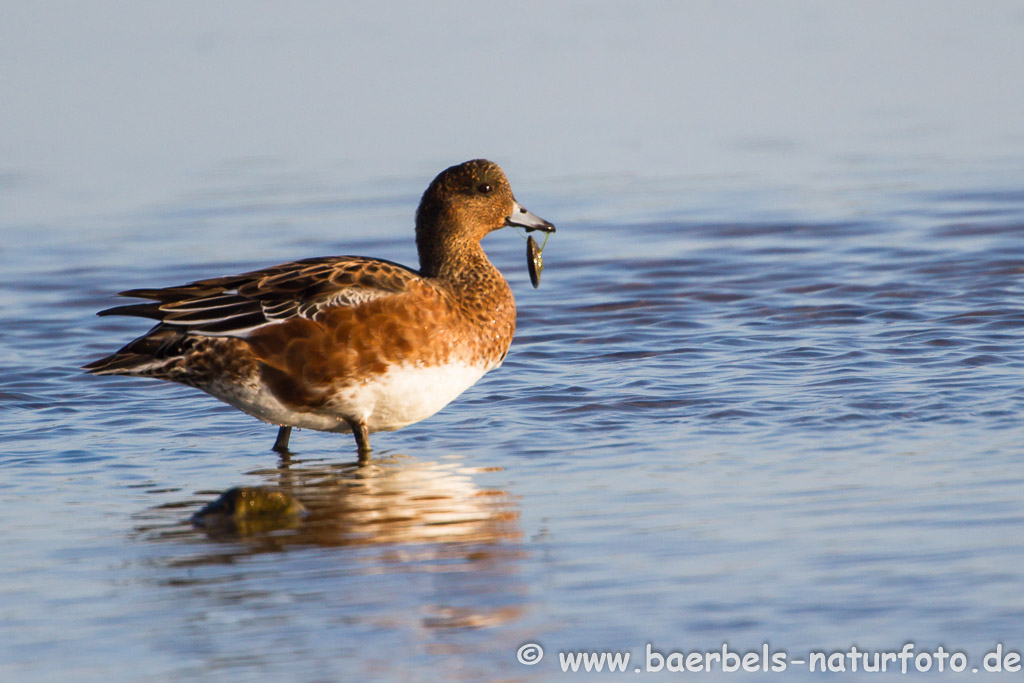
[
  {"xmin": 4, "ymin": 3, "xmax": 1024, "ymax": 681},
  {"xmin": 4, "ymin": 174, "xmax": 1024, "ymax": 680}
]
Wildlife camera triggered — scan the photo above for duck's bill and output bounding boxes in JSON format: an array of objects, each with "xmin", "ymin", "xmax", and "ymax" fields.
[{"xmin": 506, "ymin": 201, "xmax": 556, "ymax": 233}]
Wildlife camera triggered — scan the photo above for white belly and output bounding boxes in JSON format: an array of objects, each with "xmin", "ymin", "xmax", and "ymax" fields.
[
  {"xmin": 211, "ymin": 361, "xmax": 492, "ymax": 434},
  {"xmin": 334, "ymin": 361, "xmax": 491, "ymax": 432}
]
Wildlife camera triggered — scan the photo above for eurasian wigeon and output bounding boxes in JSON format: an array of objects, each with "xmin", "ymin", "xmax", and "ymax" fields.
[{"xmin": 85, "ymin": 159, "xmax": 555, "ymax": 457}]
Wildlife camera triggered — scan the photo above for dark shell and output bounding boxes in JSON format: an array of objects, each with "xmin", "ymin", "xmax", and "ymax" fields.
[
  {"xmin": 191, "ymin": 486, "xmax": 308, "ymax": 535},
  {"xmin": 527, "ymin": 235, "xmax": 543, "ymax": 288}
]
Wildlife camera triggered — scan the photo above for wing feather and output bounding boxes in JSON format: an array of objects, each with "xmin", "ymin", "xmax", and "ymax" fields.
[{"xmin": 97, "ymin": 256, "xmax": 423, "ymax": 337}]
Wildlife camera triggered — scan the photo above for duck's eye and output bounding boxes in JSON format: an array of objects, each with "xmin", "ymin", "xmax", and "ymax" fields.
[{"xmin": 477, "ymin": 183, "xmax": 492, "ymax": 194}]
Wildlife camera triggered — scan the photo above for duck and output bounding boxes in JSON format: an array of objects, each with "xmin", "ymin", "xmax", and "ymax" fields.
[{"xmin": 85, "ymin": 159, "xmax": 555, "ymax": 458}]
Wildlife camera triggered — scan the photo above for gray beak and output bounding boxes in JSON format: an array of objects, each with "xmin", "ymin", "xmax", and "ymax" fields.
[{"xmin": 506, "ymin": 200, "xmax": 556, "ymax": 233}]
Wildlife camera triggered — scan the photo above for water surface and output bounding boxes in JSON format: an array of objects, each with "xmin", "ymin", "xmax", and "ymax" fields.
[{"xmin": 3, "ymin": 176, "xmax": 1024, "ymax": 680}]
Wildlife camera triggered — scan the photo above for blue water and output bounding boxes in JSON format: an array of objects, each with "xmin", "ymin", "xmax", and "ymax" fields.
[{"xmin": 3, "ymin": 3, "xmax": 1024, "ymax": 681}]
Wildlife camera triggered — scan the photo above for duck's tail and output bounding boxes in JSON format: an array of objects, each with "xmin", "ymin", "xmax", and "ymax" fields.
[{"xmin": 83, "ymin": 326, "xmax": 197, "ymax": 377}]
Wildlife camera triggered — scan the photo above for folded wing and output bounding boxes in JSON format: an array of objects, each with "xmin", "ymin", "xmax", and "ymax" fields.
[{"xmin": 97, "ymin": 256, "xmax": 421, "ymax": 337}]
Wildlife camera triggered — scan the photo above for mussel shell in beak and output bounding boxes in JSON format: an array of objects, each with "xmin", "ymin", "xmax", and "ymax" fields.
[{"xmin": 527, "ymin": 235, "xmax": 543, "ymax": 288}]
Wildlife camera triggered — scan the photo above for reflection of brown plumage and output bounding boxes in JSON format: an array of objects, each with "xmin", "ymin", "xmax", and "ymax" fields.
[
  {"xmin": 191, "ymin": 456, "xmax": 522, "ymax": 552},
  {"xmin": 86, "ymin": 160, "xmax": 555, "ymax": 456},
  {"xmin": 278, "ymin": 457, "xmax": 521, "ymax": 549},
  {"xmin": 154, "ymin": 455, "xmax": 526, "ymax": 631}
]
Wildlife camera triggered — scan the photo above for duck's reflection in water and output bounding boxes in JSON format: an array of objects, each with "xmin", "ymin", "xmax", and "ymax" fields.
[
  {"xmin": 197, "ymin": 454, "xmax": 521, "ymax": 550},
  {"xmin": 140, "ymin": 453, "xmax": 526, "ymax": 633}
]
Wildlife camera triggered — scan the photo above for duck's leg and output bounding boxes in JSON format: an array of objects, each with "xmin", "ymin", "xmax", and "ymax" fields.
[
  {"xmin": 349, "ymin": 419, "xmax": 371, "ymax": 461},
  {"xmin": 272, "ymin": 426, "xmax": 292, "ymax": 453}
]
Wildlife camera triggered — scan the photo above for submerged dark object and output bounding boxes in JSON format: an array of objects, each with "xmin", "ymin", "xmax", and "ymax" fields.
[{"xmin": 192, "ymin": 486, "xmax": 307, "ymax": 535}]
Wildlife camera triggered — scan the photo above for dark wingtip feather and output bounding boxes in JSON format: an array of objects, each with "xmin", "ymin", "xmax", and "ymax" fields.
[
  {"xmin": 118, "ymin": 288, "xmax": 170, "ymax": 300},
  {"xmin": 117, "ymin": 285, "xmax": 227, "ymax": 303},
  {"xmin": 81, "ymin": 354, "xmax": 124, "ymax": 374},
  {"xmin": 97, "ymin": 302, "xmax": 165, "ymax": 319}
]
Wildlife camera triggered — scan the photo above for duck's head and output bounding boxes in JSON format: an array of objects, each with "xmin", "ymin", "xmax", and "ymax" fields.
[{"xmin": 416, "ymin": 160, "xmax": 554, "ymax": 271}]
